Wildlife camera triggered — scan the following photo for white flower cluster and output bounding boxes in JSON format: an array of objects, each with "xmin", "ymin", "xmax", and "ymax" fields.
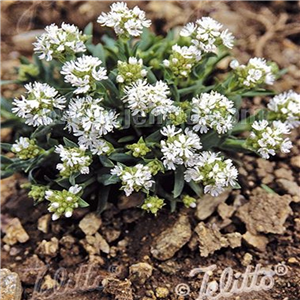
[
  {"xmin": 33, "ymin": 23, "xmax": 87, "ymax": 61},
  {"xmin": 61, "ymin": 55, "xmax": 108, "ymax": 94},
  {"xmin": 163, "ymin": 44, "xmax": 201, "ymax": 78},
  {"xmin": 46, "ymin": 185, "xmax": 82, "ymax": 220},
  {"xmin": 160, "ymin": 125, "xmax": 202, "ymax": 170},
  {"xmin": 64, "ymin": 96, "xmax": 118, "ymax": 155},
  {"xmin": 12, "ymin": 82, "xmax": 66, "ymax": 127},
  {"xmin": 268, "ymin": 91, "xmax": 300, "ymax": 129},
  {"xmin": 55, "ymin": 145, "xmax": 92, "ymax": 177},
  {"xmin": 116, "ymin": 57, "xmax": 148, "ymax": 85},
  {"xmin": 247, "ymin": 120, "xmax": 292, "ymax": 159},
  {"xmin": 191, "ymin": 91, "xmax": 236, "ymax": 134},
  {"xmin": 97, "ymin": 2, "xmax": 151, "ymax": 38},
  {"xmin": 180, "ymin": 17, "xmax": 234, "ymax": 53},
  {"xmin": 111, "ymin": 164, "xmax": 154, "ymax": 196},
  {"xmin": 231, "ymin": 58, "xmax": 275, "ymax": 88},
  {"xmin": 123, "ymin": 80, "xmax": 176, "ymax": 118},
  {"xmin": 11, "ymin": 137, "xmax": 42, "ymax": 160},
  {"xmin": 184, "ymin": 151, "xmax": 238, "ymax": 196}
]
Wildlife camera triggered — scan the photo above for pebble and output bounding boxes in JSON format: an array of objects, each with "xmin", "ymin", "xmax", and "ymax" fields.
[
  {"xmin": 155, "ymin": 287, "xmax": 169, "ymax": 298},
  {"xmin": 129, "ymin": 262, "xmax": 153, "ymax": 284},
  {"xmin": 37, "ymin": 214, "xmax": 51, "ymax": 234},
  {"xmin": 241, "ymin": 253, "xmax": 253, "ymax": 266},
  {"xmin": 195, "ymin": 190, "xmax": 231, "ymax": 220},
  {"xmin": 79, "ymin": 213, "xmax": 102, "ymax": 236},
  {"xmin": 290, "ymin": 155, "xmax": 300, "ymax": 169},
  {"xmin": 277, "ymin": 179, "xmax": 300, "ymax": 196},
  {"xmin": 274, "ymin": 168, "xmax": 294, "ymax": 181},
  {"xmin": 151, "ymin": 214, "xmax": 192, "ymax": 261},
  {"xmin": 3, "ymin": 218, "xmax": 29, "ymax": 246},
  {"xmin": 36, "ymin": 237, "xmax": 59, "ymax": 257},
  {"xmin": 0, "ymin": 269, "xmax": 22, "ymax": 300},
  {"xmin": 242, "ymin": 231, "xmax": 268, "ymax": 252},
  {"xmin": 217, "ymin": 202, "xmax": 235, "ymax": 220}
]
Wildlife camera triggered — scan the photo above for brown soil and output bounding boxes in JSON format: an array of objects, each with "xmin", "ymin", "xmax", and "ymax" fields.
[{"xmin": 1, "ymin": 1, "xmax": 300, "ymax": 300}]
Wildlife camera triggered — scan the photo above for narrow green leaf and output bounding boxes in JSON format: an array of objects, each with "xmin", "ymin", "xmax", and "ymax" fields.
[
  {"xmin": 63, "ymin": 137, "xmax": 78, "ymax": 148},
  {"xmin": 96, "ymin": 185, "xmax": 111, "ymax": 214},
  {"xmin": 99, "ymin": 156, "xmax": 115, "ymax": 168},
  {"xmin": 1, "ymin": 155, "xmax": 13, "ymax": 164},
  {"xmin": 173, "ymin": 166, "xmax": 184, "ymax": 198},
  {"xmin": 78, "ymin": 198, "xmax": 90, "ymax": 208}
]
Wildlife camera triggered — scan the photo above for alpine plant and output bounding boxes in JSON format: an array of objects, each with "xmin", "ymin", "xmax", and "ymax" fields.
[{"xmin": 2, "ymin": 2, "xmax": 299, "ymax": 221}]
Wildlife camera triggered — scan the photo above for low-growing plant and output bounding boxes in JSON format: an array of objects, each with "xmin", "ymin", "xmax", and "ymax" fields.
[{"xmin": 1, "ymin": 2, "xmax": 299, "ymax": 220}]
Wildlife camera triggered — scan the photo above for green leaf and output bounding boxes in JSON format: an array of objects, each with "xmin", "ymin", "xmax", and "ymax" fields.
[
  {"xmin": 109, "ymin": 152, "xmax": 134, "ymax": 163},
  {"xmin": 84, "ymin": 22, "xmax": 93, "ymax": 36},
  {"xmin": 261, "ymin": 184, "xmax": 276, "ymax": 194},
  {"xmin": 173, "ymin": 166, "xmax": 184, "ymax": 198},
  {"xmin": 1, "ymin": 155, "xmax": 13, "ymax": 164},
  {"xmin": 0, "ymin": 143, "xmax": 12, "ymax": 151},
  {"xmin": 96, "ymin": 186, "xmax": 111, "ymax": 214},
  {"xmin": 97, "ymin": 173, "xmax": 120, "ymax": 186},
  {"xmin": 0, "ymin": 80, "xmax": 18, "ymax": 86},
  {"xmin": 78, "ymin": 198, "xmax": 90, "ymax": 208},
  {"xmin": 63, "ymin": 137, "xmax": 78, "ymax": 148},
  {"xmin": 231, "ymin": 181, "xmax": 241, "ymax": 189},
  {"xmin": 0, "ymin": 169, "xmax": 15, "ymax": 179},
  {"xmin": 117, "ymin": 136, "xmax": 135, "ymax": 143},
  {"xmin": 145, "ymin": 130, "xmax": 162, "ymax": 143},
  {"xmin": 99, "ymin": 155, "xmax": 115, "ymax": 168},
  {"xmin": 187, "ymin": 181, "xmax": 203, "ymax": 197},
  {"xmin": 241, "ymin": 90, "xmax": 276, "ymax": 97}
]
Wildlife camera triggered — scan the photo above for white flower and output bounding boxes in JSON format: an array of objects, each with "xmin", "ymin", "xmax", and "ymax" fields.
[
  {"xmin": 268, "ymin": 90, "xmax": 300, "ymax": 128},
  {"xmin": 247, "ymin": 120, "xmax": 292, "ymax": 159},
  {"xmin": 12, "ymin": 82, "xmax": 66, "ymax": 127},
  {"xmin": 191, "ymin": 91, "xmax": 236, "ymax": 134},
  {"xmin": 33, "ymin": 23, "xmax": 87, "ymax": 61},
  {"xmin": 233, "ymin": 57, "xmax": 275, "ymax": 88},
  {"xmin": 61, "ymin": 55, "xmax": 107, "ymax": 94},
  {"xmin": 117, "ymin": 57, "xmax": 147, "ymax": 85},
  {"xmin": 55, "ymin": 145, "xmax": 92, "ymax": 177},
  {"xmin": 160, "ymin": 126, "xmax": 202, "ymax": 170},
  {"xmin": 11, "ymin": 137, "xmax": 42, "ymax": 160},
  {"xmin": 111, "ymin": 164, "xmax": 154, "ymax": 196},
  {"xmin": 64, "ymin": 96, "xmax": 119, "ymax": 154},
  {"xmin": 46, "ymin": 185, "xmax": 83, "ymax": 220},
  {"xmin": 97, "ymin": 2, "xmax": 151, "ymax": 38},
  {"xmin": 164, "ymin": 44, "xmax": 201, "ymax": 78},
  {"xmin": 184, "ymin": 151, "xmax": 238, "ymax": 196},
  {"xmin": 180, "ymin": 17, "xmax": 234, "ymax": 53},
  {"xmin": 123, "ymin": 79, "xmax": 176, "ymax": 118}
]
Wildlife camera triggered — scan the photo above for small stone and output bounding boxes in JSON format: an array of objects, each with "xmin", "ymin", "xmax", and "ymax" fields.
[
  {"xmin": 194, "ymin": 223, "xmax": 241, "ymax": 257},
  {"xmin": 241, "ymin": 253, "xmax": 253, "ymax": 266},
  {"xmin": 155, "ymin": 287, "xmax": 169, "ymax": 298},
  {"xmin": 41, "ymin": 275, "xmax": 58, "ymax": 290},
  {"xmin": 129, "ymin": 262, "xmax": 153, "ymax": 284},
  {"xmin": 157, "ymin": 260, "xmax": 181, "ymax": 275},
  {"xmin": 277, "ymin": 179, "xmax": 300, "ymax": 196},
  {"xmin": 274, "ymin": 168, "xmax": 294, "ymax": 181},
  {"xmin": 95, "ymin": 232, "xmax": 110, "ymax": 254},
  {"xmin": 3, "ymin": 218, "xmax": 29, "ymax": 245},
  {"xmin": 0, "ymin": 269, "xmax": 22, "ymax": 300},
  {"xmin": 257, "ymin": 158, "xmax": 275, "ymax": 173},
  {"xmin": 151, "ymin": 215, "xmax": 192, "ymax": 261},
  {"xmin": 37, "ymin": 214, "xmax": 51, "ymax": 234},
  {"xmin": 243, "ymin": 231, "xmax": 268, "ymax": 252},
  {"xmin": 102, "ymin": 227, "xmax": 121, "ymax": 243},
  {"xmin": 295, "ymin": 218, "xmax": 300, "ymax": 232},
  {"xmin": 261, "ymin": 174, "xmax": 275, "ymax": 185},
  {"xmin": 237, "ymin": 189, "xmax": 292, "ymax": 234},
  {"xmin": 79, "ymin": 213, "xmax": 102, "ymax": 235},
  {"xmin": 102, "ymin": 278, "xmax": 133, "ymax": 300},
  {"xmin": 59, "ymin": 235, "xmax": 76, "ymax": 249},
  {"xmin": 290, "ymin": 155, "xmax": 300, "ymax": 169},
  {"xmin": 217, "ymin": 202, "xmax": 235, "ymax": 220},
  {"xmin": 287, "ymin": 257, "xmax": 299, "ymax": 265},
  {"xmin": 36, "ymin": 237, "xmax": 59, "ymax": 257},
  {"xmin": 195, "ymin": 190, "xmax": 231, "ymax": 221},
  {"xmin": 81, "ymin": 233, "xmax": 110, "ymax": 256}
]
